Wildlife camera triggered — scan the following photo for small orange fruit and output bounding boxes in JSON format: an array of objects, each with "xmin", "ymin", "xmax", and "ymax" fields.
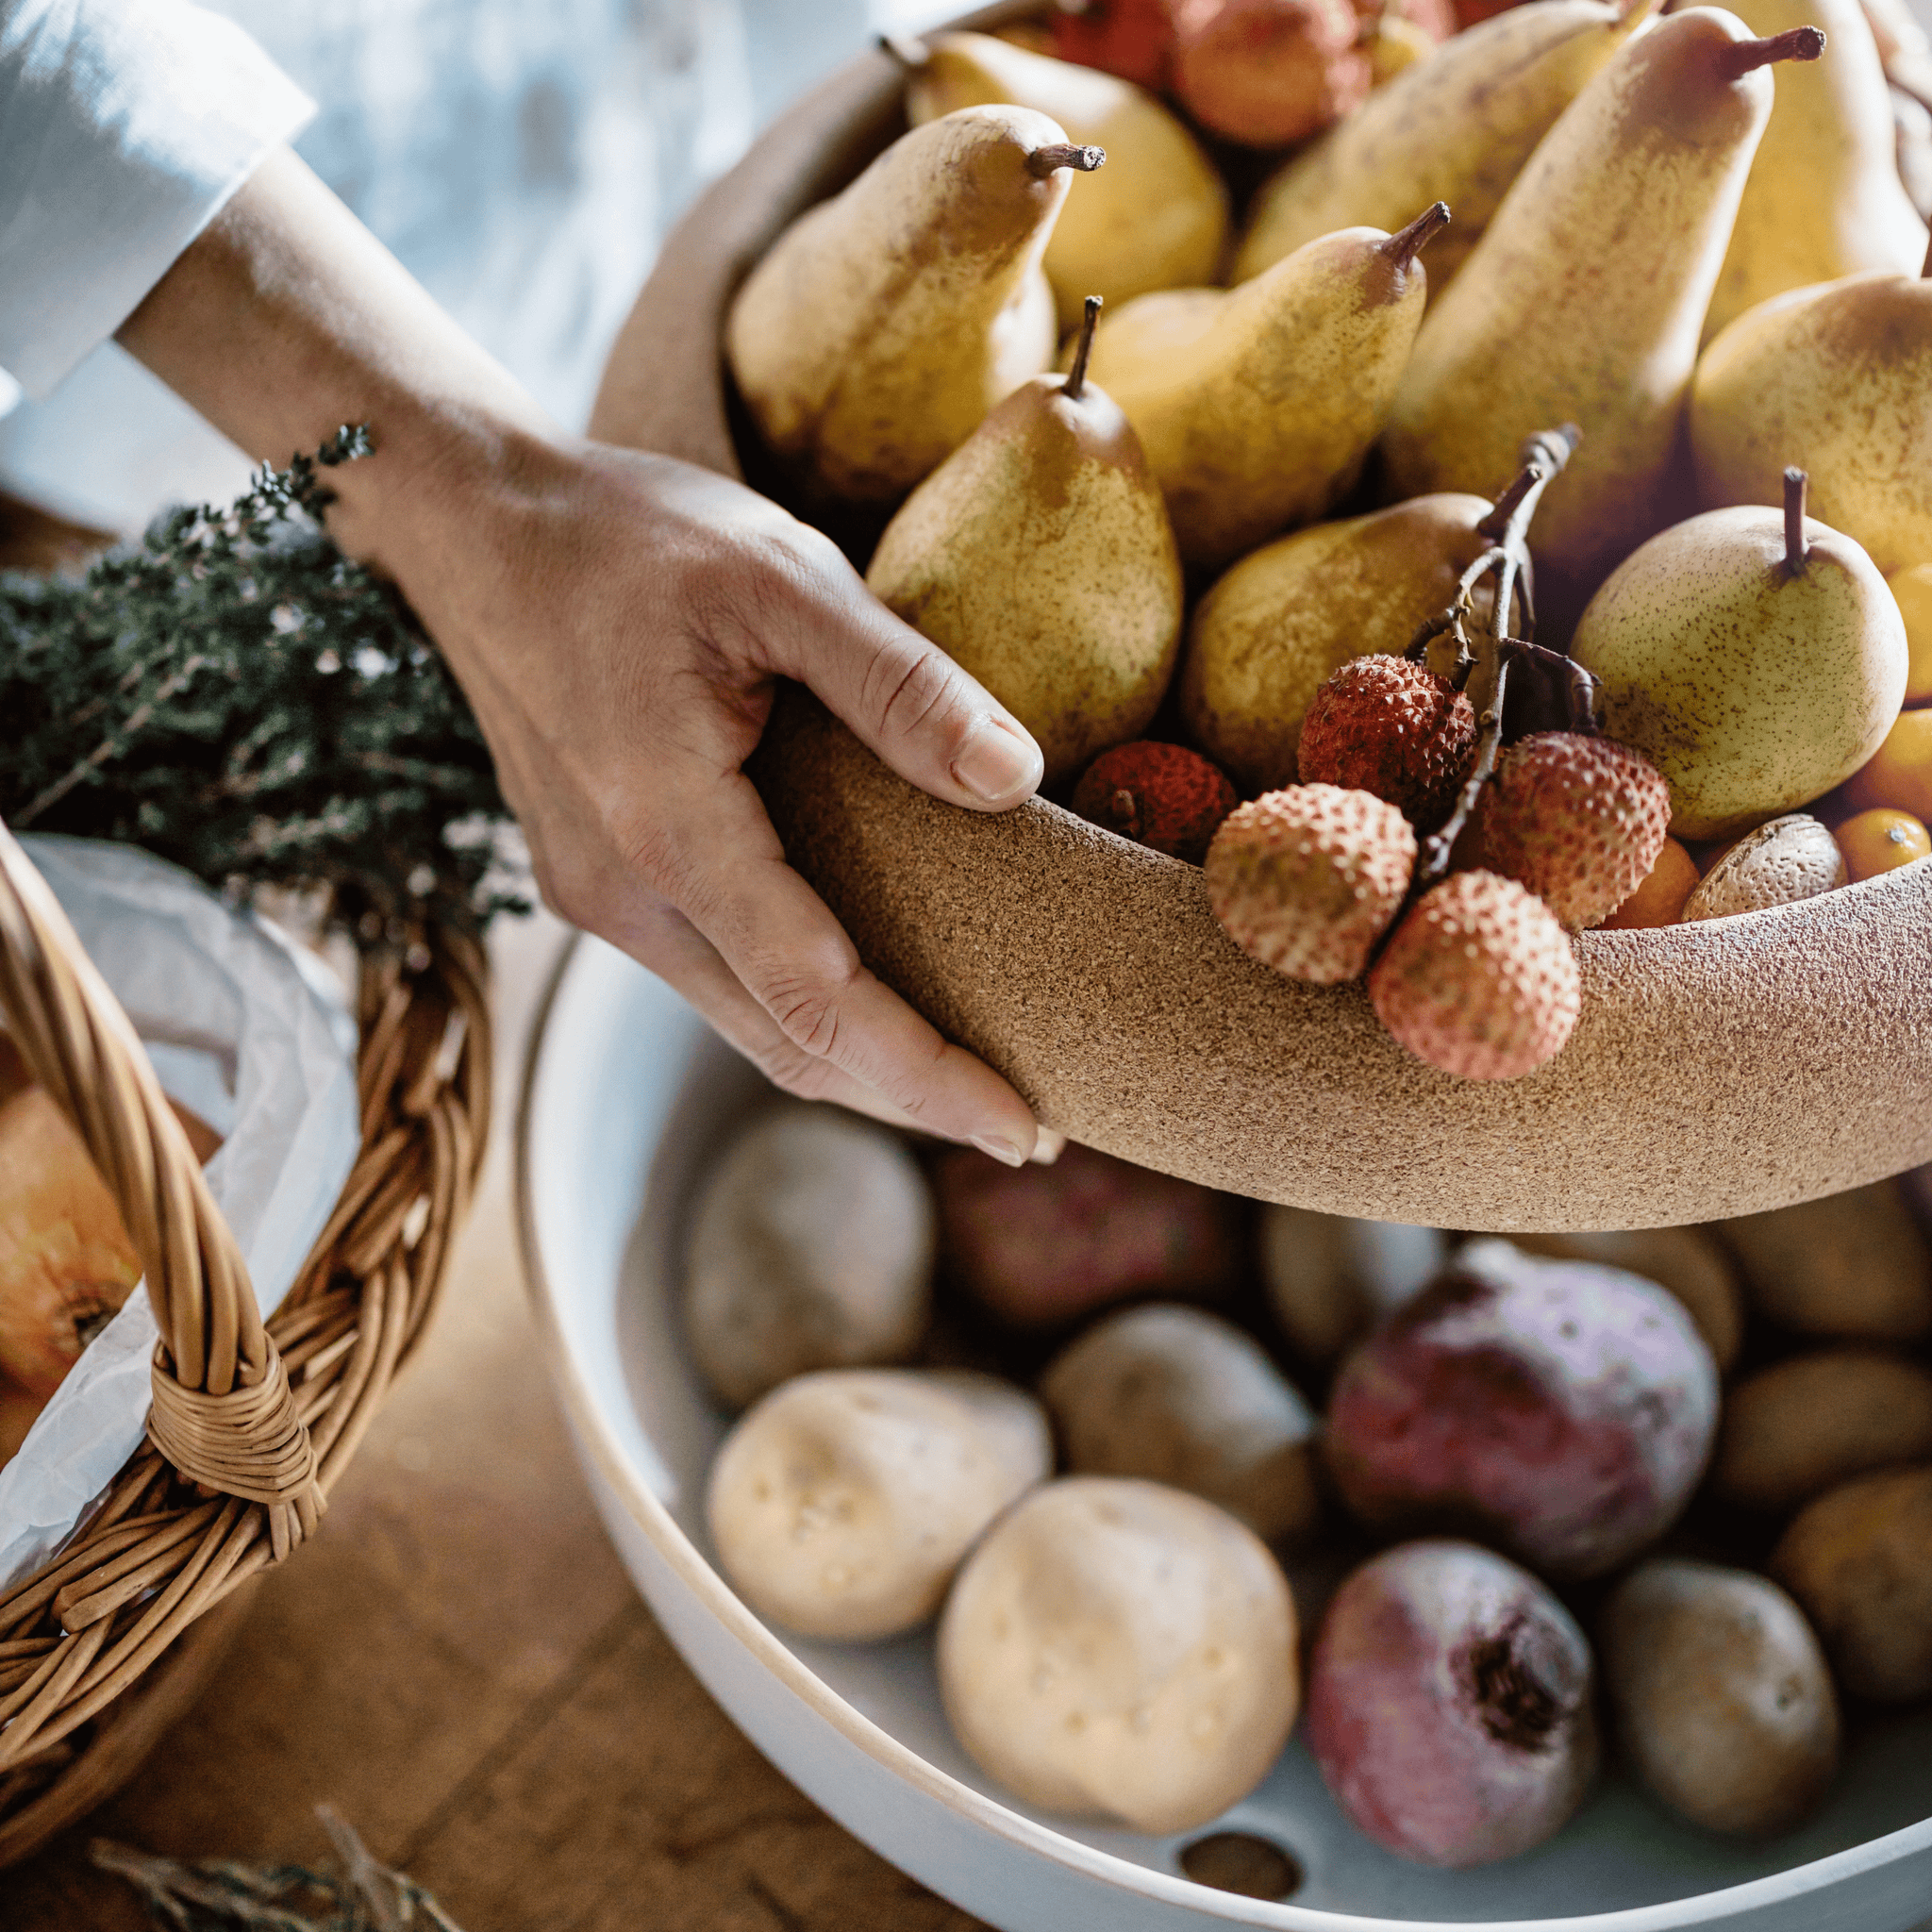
[
  {"xmin": 1835, "ymin": 808, "xmax": 1932, "ymax": 883},
  {"xmin": 1600, "ymin": 836, "xmax": 1701, "ymax": 928},
  {"xmin": 1890, "ymin": 565, "xmax": 1932, "ymax": 708},
  {"xmin": 1844, "ymin": 709, "xmax": 1932, "ymax": 822}
]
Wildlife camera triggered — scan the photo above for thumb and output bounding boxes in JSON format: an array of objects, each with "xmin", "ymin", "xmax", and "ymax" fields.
[{"xmin": 766, "ymin": 559, "xmax": 1046, "ymax": 812}]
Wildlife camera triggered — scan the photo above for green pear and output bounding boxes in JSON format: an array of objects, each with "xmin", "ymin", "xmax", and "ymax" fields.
[
  {"xmin": 1233, "ymin": 0, "xmax": 1659, "ymax": 297},
  {"xmin": 1380, "ymin": 9, "xmax": 1822, "ymax": 620},
  {"xmin": 1179, "ymin": 492, "xmax": 1496, "ymax": 794},
  {"xmin": 901, "ymin": 32, "xmax": 1229, "ymax": 335},
  {"xmin": 1692, "ymin": 254, "xmax": 1932, "ymax": 575},
  {"xmin": 1078, "ymin": 204, "xmax": 1449, "ymax": 573},
  {"xmin": 1571, "ymin": 476, "xmax": 1907, "ymax": 839},
  {"xmin": 1703, "ymin": 0, "xmax": 1927, "ymax": 343},
  {"xmin": 865, "ymin": 303, "xmax": 1184, "ymax": 787},
  {"xmin": 725, "ymin": 107, "xmax": 1100, "ymax": 506}
]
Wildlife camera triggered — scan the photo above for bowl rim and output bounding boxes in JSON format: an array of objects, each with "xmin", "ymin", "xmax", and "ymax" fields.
[{"xmin": 514, "ymin": 930, "xmax": 1932, "ymax": 1932}]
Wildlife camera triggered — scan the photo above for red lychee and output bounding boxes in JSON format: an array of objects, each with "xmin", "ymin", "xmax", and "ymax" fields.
[
  {"xmin": 1368, "ymin": 870, "xmax": 1579, "ymax": 1080},
  {"xmin": 1206, "ymin": 785, "xmax": 1417, "ymax": 985},
  {"xmin": 1050, "ymin": 0, "xmax": 1179, "ymax": 90},
  {"xmin": 1296, "ymin": 655, "xmax": 1478, "ymax": 832},
  {"xmin": 1073, "ymin": 741, "xmax": 1239, "ymax": 864},
  {"xmin": 1473, "ymin": 732, "xmax": 1672, "ymax": 931}
]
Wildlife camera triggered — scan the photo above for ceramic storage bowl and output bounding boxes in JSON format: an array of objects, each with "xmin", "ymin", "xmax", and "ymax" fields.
[
  {"xmin": 587, "ymin": 12, "xmax": 1932, "ymax": 1234},
  {"xmin": 518, "ymin": 934, "xmax": 1932, "ymax": 1932}
]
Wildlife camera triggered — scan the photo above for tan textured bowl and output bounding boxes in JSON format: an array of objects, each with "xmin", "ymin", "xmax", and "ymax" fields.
[{"xmin": 590, "ymin": 27, "xmax": 1932, "ymax": 1232}]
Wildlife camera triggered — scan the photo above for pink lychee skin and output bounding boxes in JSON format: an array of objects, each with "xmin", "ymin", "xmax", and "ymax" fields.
[
  {"xmin": 1305, "ymin": 1540, "xmax": 1599, "ymax": 1869},
  {"xmin": 1325, "ymin": 1241, "xmax": 1720, "ymax": 1579}
]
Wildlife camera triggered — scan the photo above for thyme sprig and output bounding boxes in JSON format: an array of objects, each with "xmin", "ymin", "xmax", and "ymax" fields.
[{"xmin": 0, "ymin": 429, "xmax": 521, "ymax": 946}]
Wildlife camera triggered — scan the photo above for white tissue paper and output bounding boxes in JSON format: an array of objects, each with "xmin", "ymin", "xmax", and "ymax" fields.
[{"xmin": 0, "ymin": 835, "xmax": 360, "ymax": 1590}]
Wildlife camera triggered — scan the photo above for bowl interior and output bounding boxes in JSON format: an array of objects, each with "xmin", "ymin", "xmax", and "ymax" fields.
[{"xmin": 522, "ymin": 935, "xmax": 1932, "ymax": 1929}]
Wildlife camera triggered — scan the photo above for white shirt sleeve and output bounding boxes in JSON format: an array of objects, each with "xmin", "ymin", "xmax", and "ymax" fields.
[{"xmin": 0, "ymin": 0, "xmax": 314, "ymax": 401}]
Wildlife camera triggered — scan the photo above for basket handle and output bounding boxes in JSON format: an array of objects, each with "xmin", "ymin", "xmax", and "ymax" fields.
[{"xmin": 0, "ymin": 821, "xmax": 322, "ymax": 1556}]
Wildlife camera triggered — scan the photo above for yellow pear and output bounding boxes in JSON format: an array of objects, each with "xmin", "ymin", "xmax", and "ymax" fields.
[
  {"xmin": 1571, "ymin": 476, "xmax": 1907, "ymax": 839},
  {"xmin": 866, "ymin": 303, "xmax": 1184, "ymax": 787},
  {"xmin": 1380, "ymin": 9, "xmax": 1822, "ymax": 621},
  {"xmin": 900, "ymin": 32, "xmax": 1229, "ymax": 334},
  {"xmin": 1702, "ymin": 0, "xmax": 1927, "ymax": 343},
  {"xmin": 1179, "ymin": 492, "xmax": 1495, "ymax": 793},
  {"xmin": 725, "ymin": 107, "xmax": 1098, "ymax": 506},
  {"xmin": 1234, "ymin": 0, "xmax": 1658, "ymax": 296},
  {"xmin": 1692, "ymin": 255, "xmax": 1932, "ymax": 575},
  {"xmin": 1079, "ymin": 205, "xmax": 1448, "ymax": 574}
]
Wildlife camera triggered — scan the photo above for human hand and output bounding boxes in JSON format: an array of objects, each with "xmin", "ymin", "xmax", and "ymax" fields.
[{"xmin": 390, "ymin": 441, "xmax": 1058, "ymax": 1163}]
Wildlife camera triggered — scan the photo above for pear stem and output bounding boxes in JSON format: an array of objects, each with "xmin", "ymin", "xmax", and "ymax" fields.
[
  {"xmin": 1784, "ymin": 468, "xmax": 1810, "ymax": 576},
  {"xmin": 1718, "ymin": 25, "xmax": 1824, "ymax": 76},
  {"xmin": 1063, "ymin": 296, "xmax": 1102, "ymax": 402},
  {"xmin": 876, "ymin": 33, "xmax": 928, "ymax": 69},
  {"xmin": 1386, "ymin": 202, "xmax": 1452, "ymax": 274},
  {"xmin": 1028, "ymin": 142, "xmax": 1107, "ymax": 178}
]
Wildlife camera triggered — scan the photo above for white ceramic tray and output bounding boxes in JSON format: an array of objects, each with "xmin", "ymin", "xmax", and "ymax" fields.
[{"xmin": 517, "ymin": 933, "xmax": 1932, "ymax": 1931}]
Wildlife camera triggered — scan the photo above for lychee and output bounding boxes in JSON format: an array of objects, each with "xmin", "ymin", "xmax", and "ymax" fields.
[
  {"xmin": 1206, "ymin": 785, "xmax": 1416, "ymax": 985},
  {"xmin": 1073, "ymin": 741, "xmax": 1239, "ymax": 864},
  {"xmin": 1296, "ymin": 655, "xmax": 1478, "ymax": 831},
  {"xmin": 1368, "ymin": 870, "xmax": 1579, "ymax": 1080},
  {"xmin": 1473, "ymin": 732, "xmax": 1672, "ymax": 930}
]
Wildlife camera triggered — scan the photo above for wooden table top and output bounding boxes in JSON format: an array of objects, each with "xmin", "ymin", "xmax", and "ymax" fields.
[{"xmin": 4, "ymin": 912, "xmax": 983, "ymax": 1932}]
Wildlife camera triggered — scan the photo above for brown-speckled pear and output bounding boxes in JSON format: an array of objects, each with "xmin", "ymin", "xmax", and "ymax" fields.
[
  {"xmin": 1703, "ymin": 0, "xmax": 1926, "ymax": 344},
  {"xmin": 901, "ymin": 33, "xmax": 1228, "ymax": 335},
  {"xmin": 1077, "ymin": 205, "xmax": 1447, "ymax": 574},
  {"xmin": 1181, "ymin": 493, "xmax": 1494, "ymax": 794},
  {"xmin": 1233, "ymin": 0, "xmax": 1659, "ymax": 297},
  {"xmin": 865, "ymin": 303, "xmax": 1184, "ymax": 788},
  {"xmin": 1571, "ymin": 475, "xmax": 1907, "ymax": 839},
  {"xmin": 1692, "ymin": 255, "xmax": 1932, "ymax": 575},
  {"xmin": 1380, "ymin": 10, "xmax": 1821, "ymax": 619},
  {"xmin": 724, "ymin": 107, "xmax": 1095, "ymax": 506}
]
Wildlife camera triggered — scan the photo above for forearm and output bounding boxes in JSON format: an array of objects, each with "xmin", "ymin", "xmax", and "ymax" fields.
[{"xmin": 114, "ymin": 144, "xmax": 558, "ymax": 599}]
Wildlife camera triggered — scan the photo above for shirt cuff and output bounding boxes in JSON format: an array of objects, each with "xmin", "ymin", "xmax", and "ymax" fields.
[{"xmin": 0, "ymin": 0, "xmax": 315, "ymax": 400}]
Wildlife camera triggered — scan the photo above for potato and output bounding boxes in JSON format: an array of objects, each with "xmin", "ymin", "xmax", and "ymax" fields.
[
  {"xmin": 683, "ymin": 1106, "xmax": 935, "ymax": 1409},
  {"xmin": 934, "ymin": 1141, "xmax": 1240, "ymax": 1329},
  {"xmin": 707, "ymin": 1369, "xmax": 1047, "ymax": 1641},
  {"xmin": 1771, "ymin": 1464, "xmax": 1932, "ymax": 1703},
  {"xmin": 925, "ymin": 1369, "xmax": 1056, "ymax": 1497},
  {"xmin": 938, "ymin": 1477, "xmax": 1298, "ymax": 1835},
  {"xmin": 1600, "ymin": 1558, "xmax": 1839, "ymax": 1837},
  {"xmin": 1720, "ymin": 1183, "xmax": 1932, "ymax": 1342},
  {"xmin": 1040, "ymin": 1304, "xmax": 1320, "ymax": 1543},
  {"xmin": 1258, "ymin": 1206, "xmax": 1443, "ymax": 1367},
  {"xmin": 1711, "ymin": 1348, "xmax": 1932, "ymax": 1514},
  {"xmin": 1511, "ymin": 1226, "xmax": 1744, "ymax": 1374}
]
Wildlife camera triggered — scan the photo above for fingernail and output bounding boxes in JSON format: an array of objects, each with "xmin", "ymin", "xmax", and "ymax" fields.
[
  {"xmin": 971, "ymin": 1132, "xmax": 1028, "ymax": 1168},
  {"xmin": 953, "ymin": 718, "xmax": 1042, "ymax": 805},
  {"xmin": 1028, "ymin": 1127, "xmax": 1066, "ymax": 1166}
]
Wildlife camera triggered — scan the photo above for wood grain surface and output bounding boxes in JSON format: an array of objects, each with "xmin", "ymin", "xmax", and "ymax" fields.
[{"xmin": 0, "ymin": 912, "xmax": 983, "ymax": 1932}]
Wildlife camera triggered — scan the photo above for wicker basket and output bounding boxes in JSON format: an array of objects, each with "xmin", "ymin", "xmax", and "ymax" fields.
[{"xmin": 0, "ymin": 817, "xmax": 490, "ymax": 1867}]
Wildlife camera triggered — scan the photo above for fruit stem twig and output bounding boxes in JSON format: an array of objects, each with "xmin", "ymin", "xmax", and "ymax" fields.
[
  {"xmin": 1405, "ymin": 425, "xmax": 1579, "ymax": 675},
  {"xmin": 1402, "ymin": 426, "xmax": 1580, "ymax": 895},
  {"xmin": 875, "ymin": 33, "xmax": 929, "ymax": 68},
  {"xmin": 1784, "ymin": 467, "xmax": 1809, "ymax": 575},
  {"xmin": 1718, "ymin": 25, "xmax": 1824, "ymax": 76},
  {"xmin": 1385, "ymin": 202, "xmax": 1452, "ymax": 274},
  {"xmin": 1063, "ymin": 296, "xmax": 1102, "ymax": 401},
  {"xmin": 1028, "ymin": 142, "xmax": 1107, "ymax": 177}
]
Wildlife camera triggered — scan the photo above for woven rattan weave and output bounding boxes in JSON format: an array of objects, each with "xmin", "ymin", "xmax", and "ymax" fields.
[{"xmin": 0, "ymin": 819, "xmax": 490, "ymax": 1866}]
